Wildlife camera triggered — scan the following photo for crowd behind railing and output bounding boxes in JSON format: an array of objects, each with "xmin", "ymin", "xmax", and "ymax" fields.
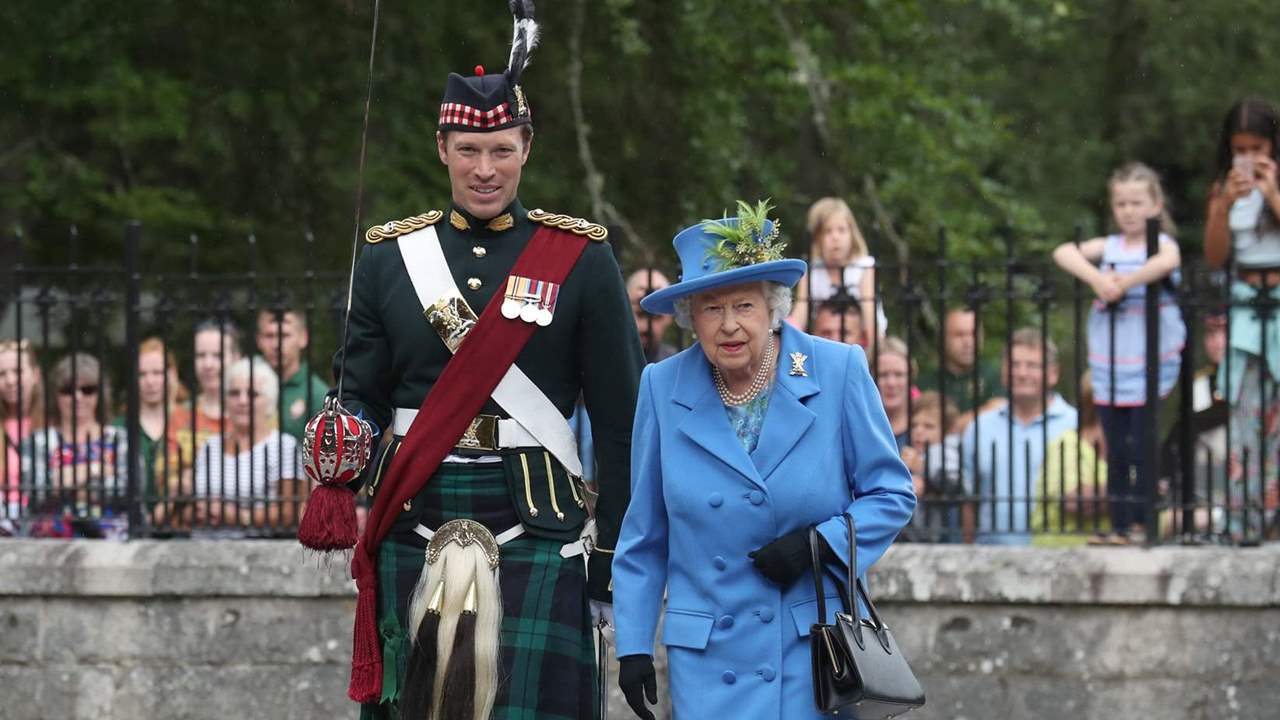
[{"xmin": 4, "ymin": 97, "xmax": 1280, "ymax": 546}]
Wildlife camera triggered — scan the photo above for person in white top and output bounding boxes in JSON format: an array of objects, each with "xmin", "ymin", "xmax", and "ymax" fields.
[
  {"xmin": 191, "ymin": 356, "xmax": 302, "ymax": 531},
  {"xmin": 788, "ymin": 196, "xmax": 885, "ymax": 341}
]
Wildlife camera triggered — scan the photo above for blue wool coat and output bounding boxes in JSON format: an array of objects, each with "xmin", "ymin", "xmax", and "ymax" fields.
[{"xmin": 613, "ymin": 323, "xmax": 916, "ymax": 719}]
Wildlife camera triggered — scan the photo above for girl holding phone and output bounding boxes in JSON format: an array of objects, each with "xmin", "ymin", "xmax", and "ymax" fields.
[{"xmin": 1204, "ymin": 97, "xmax": 1280, "ymax": 540}]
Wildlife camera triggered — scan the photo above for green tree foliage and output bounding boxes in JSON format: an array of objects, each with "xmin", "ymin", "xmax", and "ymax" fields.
[{"xmin": 3, "ymin": 0, "xmax": 1277, "ymax": 276}]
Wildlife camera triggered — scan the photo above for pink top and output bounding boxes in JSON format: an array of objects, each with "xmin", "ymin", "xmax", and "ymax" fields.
[{"xmin": 4, "ymin": 417, "xmax": 32, "ymax": 509}]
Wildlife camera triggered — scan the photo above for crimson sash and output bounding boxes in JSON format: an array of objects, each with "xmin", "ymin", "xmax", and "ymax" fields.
[{"xmin": 348, "ymin": 225, "xmax": 589, "ymax": 702}]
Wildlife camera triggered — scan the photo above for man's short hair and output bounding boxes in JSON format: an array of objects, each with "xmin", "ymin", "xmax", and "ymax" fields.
[
  {"xmin": 258, "ymin": 307, "xmax": 307, "ymax": 326},
  {"xmin": 1009, "ymin": 327, "xmax": 1057, "ymax": 366},
  {"xmin": 816, "ymin": 298, "xmax": 862, "ymax": 320}
]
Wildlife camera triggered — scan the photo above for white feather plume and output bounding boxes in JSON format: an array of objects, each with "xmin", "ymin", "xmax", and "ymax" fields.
[{"xmin": 506, "ymin": 16, "xmax": 540, "ymax": 75}]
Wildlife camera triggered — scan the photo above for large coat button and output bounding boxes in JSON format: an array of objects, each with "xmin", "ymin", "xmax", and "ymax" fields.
[
  {"xmin": 758, "ymin": 607, "xmax": 775, "ymax": 623},
  {"xmin": 708, "ymin": 493, "xmax": 723, "ymax": 508},
  {"xmin": 747, "ymin": 490, "xmax": 765, "ymax": 505},
  {"xmin": 722, "ymin": 671, "xmax": 737, "ymax": 685},
  {"xmin": 712, "ymin": 556, "xmax": 727, "ymax": 571},
  {"xmin": 718, "ymin": 615, "xmax": 735, "ymax": 630},
  {"xmin": 759, "ymin": 665, "xmax": 776, "ymax": 682}
]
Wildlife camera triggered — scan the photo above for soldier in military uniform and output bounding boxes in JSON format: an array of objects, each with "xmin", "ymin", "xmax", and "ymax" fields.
[{"xmin": 334, "ymin": 19, "xmax": 644, "ymax": 720}]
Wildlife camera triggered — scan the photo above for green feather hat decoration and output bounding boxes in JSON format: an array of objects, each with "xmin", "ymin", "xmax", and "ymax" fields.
[{"xmin": 702, "ymin": 199, "xmax": 787, "ymax": 271}]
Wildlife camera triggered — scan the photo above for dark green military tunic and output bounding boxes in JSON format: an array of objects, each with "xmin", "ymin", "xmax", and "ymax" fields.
[
  {"xmin": 339, "ymin": 197, "xmax": 643, "ymax": 592},
  {"xmin": 339, "ymin": 198, "xmax": 643, "ymax": 719}
]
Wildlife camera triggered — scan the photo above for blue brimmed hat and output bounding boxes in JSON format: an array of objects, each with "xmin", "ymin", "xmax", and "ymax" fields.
[{"xmin": 641, "ymin": 200, "xmax": 807, "ymax": 315}]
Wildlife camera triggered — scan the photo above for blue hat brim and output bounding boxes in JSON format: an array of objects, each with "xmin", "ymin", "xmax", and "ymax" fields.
[{"xmin": 640, "ymin": 259, "xmax": 807, "ymax": 315}]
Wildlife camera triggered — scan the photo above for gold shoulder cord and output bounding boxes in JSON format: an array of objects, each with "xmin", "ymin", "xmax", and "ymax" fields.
[
  {"xmin": 365, "ymin": 209, "xmax": 444, "ymax": 244},
  {"xmin": 528, "ymin": 209, "xmax": 609, "ymax": 242}
]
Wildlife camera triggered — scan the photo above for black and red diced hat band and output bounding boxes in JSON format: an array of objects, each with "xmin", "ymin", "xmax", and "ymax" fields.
[{"xmin": 437, "ymin": 65, "xmax": 531, "ymax": 132}]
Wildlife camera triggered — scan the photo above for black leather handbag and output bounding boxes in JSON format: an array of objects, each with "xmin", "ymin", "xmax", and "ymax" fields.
[{"xmin": 809, "ymin": 515, "xmax": 925, "ymax": 718}]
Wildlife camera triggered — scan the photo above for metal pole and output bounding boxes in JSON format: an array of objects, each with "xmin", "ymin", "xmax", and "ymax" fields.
[
  {"xmin": 125, "ymin": 221, "xmax": 143, "ymax": 536},
  {"xmin": 1142, "ymin": 217, "xmax": 1160, "ymax": 543}
]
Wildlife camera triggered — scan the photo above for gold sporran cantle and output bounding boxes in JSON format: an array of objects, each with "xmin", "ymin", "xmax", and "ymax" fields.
[{"xmin": 401, "ymin": 519, "xmax": 503, "ymax": 720}]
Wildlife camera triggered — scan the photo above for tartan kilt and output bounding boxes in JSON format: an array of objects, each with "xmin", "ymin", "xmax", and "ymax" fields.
[{"xmin": 359, "ymin": 462, "xmax": 598, "ymax": 720}]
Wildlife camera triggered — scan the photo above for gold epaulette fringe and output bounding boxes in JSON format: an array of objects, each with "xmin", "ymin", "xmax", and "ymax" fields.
[
  {"xmin": 528, "ymin": 209, "xmax": 608, "ymax": 242},
  {"xmin": 365, "ymin": 210, "xmax": 444, "ymax": 244}
]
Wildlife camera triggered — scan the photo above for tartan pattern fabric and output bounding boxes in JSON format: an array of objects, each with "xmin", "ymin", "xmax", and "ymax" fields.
[
  {"xmin": 360, "ymin": 463, "xmax": 597, "ymax": 720},
  {"xmin": 438, "ymin": 101, "xmax": 516, "ymax": 130}
]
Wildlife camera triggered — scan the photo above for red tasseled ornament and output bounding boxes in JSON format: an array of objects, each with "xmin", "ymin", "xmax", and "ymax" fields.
[
  {"xmin": 297, "ymin": 484, "xmax": 358, "ymax": 551},
  {"xmin": 298, "ymin": 399, "xmax": 373, "ymax": 552},
  {"xmin": 349, "ymin": 555, "xmax": 383, "ymax": 703}
]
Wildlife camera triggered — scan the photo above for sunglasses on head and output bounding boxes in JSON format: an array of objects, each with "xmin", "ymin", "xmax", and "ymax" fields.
[{"xmin": 59, "ymin": 384, "xmax": 99, "ymax": 396}]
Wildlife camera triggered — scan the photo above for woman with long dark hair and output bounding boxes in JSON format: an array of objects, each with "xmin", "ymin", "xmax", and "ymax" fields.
[{"xmin": 1204, "ymin": 98, "xmax": 1280, "ymax": 539}]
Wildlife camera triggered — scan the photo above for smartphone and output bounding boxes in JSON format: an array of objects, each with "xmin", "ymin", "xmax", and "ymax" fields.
[{"xmin": 1233, "ymin": 153, "xmax": 1255, "ymax": 180}]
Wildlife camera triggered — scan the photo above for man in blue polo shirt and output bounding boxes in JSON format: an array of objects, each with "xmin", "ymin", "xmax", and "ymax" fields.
[{"xmin": 962, "ymin": 327, "xmax": 1078, "ymax": 545}]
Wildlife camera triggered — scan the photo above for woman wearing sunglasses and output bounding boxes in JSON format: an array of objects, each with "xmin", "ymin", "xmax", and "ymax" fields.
[{"xmin": 20, "ymin": 353, "xmax": 131, "ymax": 538}]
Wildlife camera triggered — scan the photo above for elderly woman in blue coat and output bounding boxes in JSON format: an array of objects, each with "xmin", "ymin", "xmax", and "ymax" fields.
[{"xmin": 612, "ymin": 201, "xmax": 915, "ymax": 719}]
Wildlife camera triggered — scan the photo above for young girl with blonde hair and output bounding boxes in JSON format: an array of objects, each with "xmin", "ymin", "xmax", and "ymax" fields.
[
  {"xmin": 789, "ymin": 197, "xmax": 885, "ymax": 340},
  {"xmin": 1052, "ymin": 162, "xmax": 1185, "ymax": 543}
]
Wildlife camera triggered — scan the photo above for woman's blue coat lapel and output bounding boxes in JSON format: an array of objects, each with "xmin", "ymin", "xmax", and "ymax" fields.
[{"xmin": 671, "ymin": 324, "xmax": 821, "ymax": 488}]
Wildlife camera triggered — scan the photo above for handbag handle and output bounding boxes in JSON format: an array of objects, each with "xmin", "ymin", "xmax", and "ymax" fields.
[{"xmin": 810, "ymin": 514, "xmax": 889, "ymax": 635}]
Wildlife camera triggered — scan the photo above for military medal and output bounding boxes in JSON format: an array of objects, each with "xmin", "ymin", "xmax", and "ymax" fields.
[
  {"xmin": 504, "ymin": 275, "xmax": 560, "ymax": 325},
  {"xmin": 501, "ymin": 276, "xmax": 524, "ymax": 319}
]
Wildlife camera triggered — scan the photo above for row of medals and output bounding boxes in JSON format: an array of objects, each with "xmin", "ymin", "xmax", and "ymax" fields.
[{"xmin": 501, "ymin": 277, "xmax": 557, "ymax": 327}]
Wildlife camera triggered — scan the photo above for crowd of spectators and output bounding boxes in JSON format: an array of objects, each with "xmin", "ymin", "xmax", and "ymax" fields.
[
  {"xmin": 0, "ymin": 309, "xmax": 326, "ymax": 539},
  {"xmin": 8, "ymin": 98, "xmax": 1280, "ymax": 544}
]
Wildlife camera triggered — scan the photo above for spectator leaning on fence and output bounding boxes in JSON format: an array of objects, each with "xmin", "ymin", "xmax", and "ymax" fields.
[
  {"xmin": 875, "ymin": 335, "xmax": 916, "ymax": 451},
  {"xmin": 918, "ymin": 307, "xmax": 1005, "ymax": 430},
  {"xmin": 112, "ymin": 338, "xmax": 191, "ymax": 523},
  {"xmin": 962, "ymin": 328, "xmax": 1078, "ymax": 546},
  {"xmin": 20, "ymin": 353, "xmax": 131, "ymax": 539},
  {"xmin": 1033, "ymin": 370, "xmax": 1110, "ymax": 546},
  {"xmin": 191, "ymin": 356, "xmax": 302, "ymax": 533},
  {"xmin": 256, "ymin": 308, "xmax": 329, "ymax": 441},
  {"xmin": 811, "ymin": 297, "xmax": 864, "ymax": 347},
  {"xmin": 789, "ymin": 196, "xmax": 885, "ymax": 339},
  {"xmin": 626, "ymin": 268, "xmax": 680, "ymax": 363},
  {"xmin": 1053, "ymin": 161, "xmax": 1185, "ymax": 544},
  {"xmin": 1203, "ymin": 97, "xmax": 1280, "ymax": 540},
  {"xmin": 1, "ymin": 339, "xmax": 43, "ymax": 529}
]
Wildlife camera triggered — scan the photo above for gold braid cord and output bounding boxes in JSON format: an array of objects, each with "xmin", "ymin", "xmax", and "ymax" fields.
[
  {"xmin": 528, "ymin": 209, "xmax": 608, "ymax": 242},
  {"xmin": 365, "ymin": 210, "xmax": 444, "ymax": 243}
]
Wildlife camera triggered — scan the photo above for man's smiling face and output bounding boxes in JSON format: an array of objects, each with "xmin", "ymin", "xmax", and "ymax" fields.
[{"xmin": 437, "ymin": 126, "xmax": 532, "ymax": 220}]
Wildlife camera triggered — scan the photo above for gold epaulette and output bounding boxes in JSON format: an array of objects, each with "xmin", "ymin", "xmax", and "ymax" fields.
[
  {"xmin": 528, "ymin": 209, "xmax": 608, "ymax": 242},
  {"xmin": 365, "ymin": 210, "xmax": 444, "ymax": 244}
]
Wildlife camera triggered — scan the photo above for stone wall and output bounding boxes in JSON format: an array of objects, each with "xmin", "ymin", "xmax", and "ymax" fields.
[{"xmin": 0, "ymin": 540, "xmax": 1276, "ymax": 719}]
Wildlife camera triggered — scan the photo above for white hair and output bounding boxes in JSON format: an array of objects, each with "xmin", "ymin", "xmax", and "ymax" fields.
[
  {"xmin": 673, "ymin": 281, "xmax": 793, "ymax": 331},
  {"xmin": 224, "ymin": 356, "xmax": 279, "ymax": 412}
]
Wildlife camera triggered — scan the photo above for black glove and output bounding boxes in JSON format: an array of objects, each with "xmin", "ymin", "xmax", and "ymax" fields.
[
  {"xmin": 618, "ymin": 654, "xmax": 657, "ymax": 720},
  {"xmin": 748, "ymin": 528, "xmax": 837, "ymax": 586}
]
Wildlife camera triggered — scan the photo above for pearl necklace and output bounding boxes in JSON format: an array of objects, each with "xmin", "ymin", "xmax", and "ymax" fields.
[{"xmin": 713, "ymin": 334, "xmax": 776, "ymax": 406}]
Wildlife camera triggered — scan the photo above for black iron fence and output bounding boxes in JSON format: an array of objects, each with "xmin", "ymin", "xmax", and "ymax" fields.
[
  {"xmin": 2, "ymin": 220, "xmax": 1275, "ymax": 545},
  {"xmin": 2, "ymin": 224, "xmax": 346, "ymax": 539}
]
